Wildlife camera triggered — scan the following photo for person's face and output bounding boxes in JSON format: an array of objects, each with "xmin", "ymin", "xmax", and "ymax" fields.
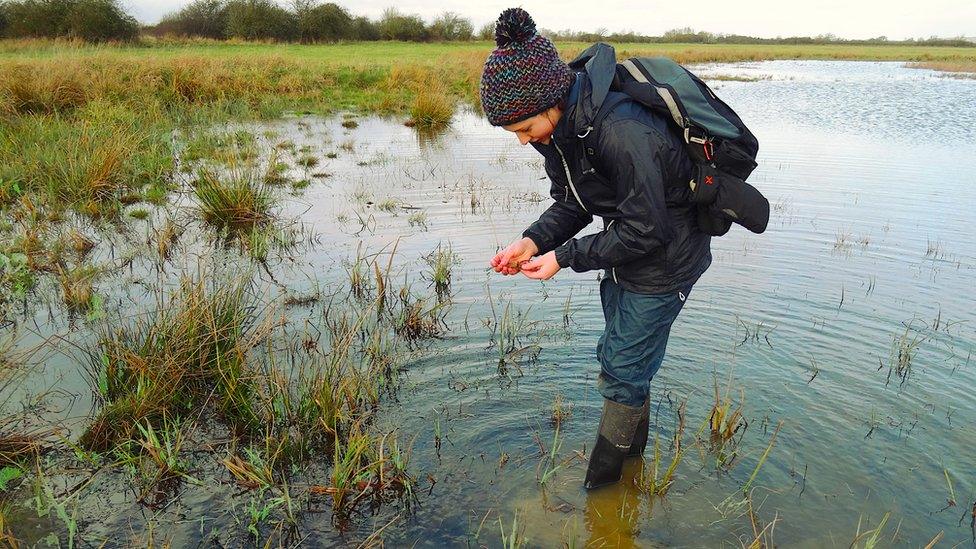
[{"xmin": 502, "ymin": 108, "xmax": 560, "ymax": 146}]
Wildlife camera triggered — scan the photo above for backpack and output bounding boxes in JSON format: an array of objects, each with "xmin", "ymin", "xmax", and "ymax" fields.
[{"xmin": 578, "ymin": 56, "xmax": 770, "ymax": 236}]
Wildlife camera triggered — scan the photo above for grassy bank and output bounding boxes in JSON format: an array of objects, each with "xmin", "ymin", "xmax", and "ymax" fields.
[
  {"xmin": 911, "ymin": 60, "xmax": 976, "ymax": 77},
  {"xmin": 4, "ymin": 38, "xmax": 976, "ymax": 64}
]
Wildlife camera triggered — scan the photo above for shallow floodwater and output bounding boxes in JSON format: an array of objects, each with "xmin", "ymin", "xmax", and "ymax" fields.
[{"xmin": 5, "ymin": 60, "xmax": 976, "ymax": 546}]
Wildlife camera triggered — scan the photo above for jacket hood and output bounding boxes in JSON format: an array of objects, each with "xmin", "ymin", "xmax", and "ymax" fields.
[{"xmin": 561, "ymin": 42, "xmax": 618, "ymax": 138}]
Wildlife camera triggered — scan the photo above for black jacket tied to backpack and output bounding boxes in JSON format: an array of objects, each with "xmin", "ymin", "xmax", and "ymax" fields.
[{"xmin": 522, "ymin": 43, "xmax": 712, "ymax": 295}]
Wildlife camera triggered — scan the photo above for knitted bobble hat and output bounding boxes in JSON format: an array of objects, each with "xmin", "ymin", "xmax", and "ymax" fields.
[{"xmin": 480, "ymin": 8, "xmax": 574, "ymax": 127}]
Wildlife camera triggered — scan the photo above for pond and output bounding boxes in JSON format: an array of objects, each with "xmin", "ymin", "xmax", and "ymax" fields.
[{"xmin": 2, "ymin": 60, "xmax": 975, "ymax": 546}]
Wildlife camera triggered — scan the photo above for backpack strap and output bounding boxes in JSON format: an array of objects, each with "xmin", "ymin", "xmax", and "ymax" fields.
[{"xmin": 579, "ymin": 93, "xmax": 630, "ymax": 176}]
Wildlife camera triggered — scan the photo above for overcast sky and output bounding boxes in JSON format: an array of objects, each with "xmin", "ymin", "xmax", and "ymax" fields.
[{"xmin": 124, "ymin": 0, "xmax": 976, "ymax": 40}]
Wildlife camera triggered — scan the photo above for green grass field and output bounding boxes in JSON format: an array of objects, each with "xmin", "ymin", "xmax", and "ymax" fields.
[{"xmin": 3, "ymin": 39, "xmax": 976, "ymax": 65}]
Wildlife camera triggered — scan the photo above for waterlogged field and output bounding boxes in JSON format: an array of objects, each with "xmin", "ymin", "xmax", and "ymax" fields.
[{"xmin": 0, "ymin": 55, "xmax": 975, "ymax": 546}]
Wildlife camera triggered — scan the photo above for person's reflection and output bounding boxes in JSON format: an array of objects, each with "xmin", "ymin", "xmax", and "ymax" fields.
[{"xmin": 583, "ymin": 459, "xmax": 644, "ymax": 547}]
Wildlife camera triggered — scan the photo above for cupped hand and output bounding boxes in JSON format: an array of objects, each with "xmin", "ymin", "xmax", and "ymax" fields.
[
  {"xmin": 490, "ymin": 237, "xmax": 539, "ymax": 276},
  {"xmin": 520, "ymin": 251, "xmax": 561, "ymax": 280}
]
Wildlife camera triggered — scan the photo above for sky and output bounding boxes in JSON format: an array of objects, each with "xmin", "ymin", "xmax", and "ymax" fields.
[{"xmin": 125, "ymin": 0, "xmax": 976, "ymax": 40}]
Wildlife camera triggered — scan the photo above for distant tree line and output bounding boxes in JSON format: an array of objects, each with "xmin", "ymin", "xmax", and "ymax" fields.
[
  {"xmin": 149, "ymin": 1, "xmax": 478, "ymax": 43},
  {"xmin": 0, "ymin": 0, "xmax": 138, "ymax": 42},
  {"xmin": 545, "ymin": 26, "xmax": 975, "ymax": 48},
  {"xmin": 0, "ymin": 0, "xmax": 972, "ymax": 46}
]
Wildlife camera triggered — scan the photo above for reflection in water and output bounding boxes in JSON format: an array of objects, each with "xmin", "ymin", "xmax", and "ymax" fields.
[
  {"xmin": 414, "ymin": 123, "xmax": 454, "ymax": 148},
  {"xmin": 584, "ymin": 460, "xmax": 645, "ymax": 548}
]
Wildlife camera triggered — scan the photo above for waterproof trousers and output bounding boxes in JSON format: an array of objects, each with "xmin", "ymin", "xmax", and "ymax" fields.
[{"xmin": 596, "ymin": 277, "xmax": 691, "ymax": 407}]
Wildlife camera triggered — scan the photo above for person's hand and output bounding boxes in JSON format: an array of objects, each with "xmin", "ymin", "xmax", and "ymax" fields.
[
  {"xmin": 520, "ymin": 251, "xmax": 561, "ymax": 280},
  {"xmin": 490, "ymin": 237, "xmax": 539, "ymax": 276}
]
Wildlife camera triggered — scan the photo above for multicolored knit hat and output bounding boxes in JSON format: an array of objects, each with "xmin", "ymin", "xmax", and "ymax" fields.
[{"xmin": 480, "ymin": 8, "xmax": 574, "ymax": 127}]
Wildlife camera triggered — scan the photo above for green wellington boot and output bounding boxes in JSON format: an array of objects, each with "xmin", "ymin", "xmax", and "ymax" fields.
[
  {"xmin": 626, "ymin": 398, "xmax": 650, "ymax": 458},
  {"xmin": 583, "ymin": 398, "xmax": 644, "ymax": 490}
]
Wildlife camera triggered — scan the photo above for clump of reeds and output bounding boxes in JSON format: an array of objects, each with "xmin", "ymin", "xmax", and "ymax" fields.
[
  {"xmin": 407, "ymin": 211, "xmax": 428, "ymax": 230},
  {"xmin": 80, "ymin": 274, "xmax": 268, "ymax": 451},
  {"xmin": 296, "ymin": 154, "xmax": 319, "ymax": 169},
  {"xmin": 376, "ymin": 198, "xmax": 399, "ymax": 213},
  {"xmin": 122, "ymin": 416, "xmax": 199, "ymax": 503},
  {"xmin": 489, "ymin": 299, "xmax": 539, "ymax": 371},
  {"xmin": 393, "ymin": 287, "xmax": 447, "ymax": 343},
  {"xmin": 153, "ymin": 219, "xmax": 181, "ymax": 261},
  {"xmin": 498, "ymin": 510, "xmax": 527, "ymax": 549},
  {"xmin": 886, "ymin": 319, "xmax": 928, "ymax": 386},
  {"xmin": 262, "ymin": 149, "xmax": 290, "ymax": 185},
  {"xmin": 345, "ymin": 244, "xmax": 373, "ymax": 301},
  {"xmin": 64, "ymin": 228, "xmax": 95, "ymax": 258},
  {"xmin": 706, "ymin": 382, "xmax": 747, "ymax": 469},
  {"xmin": 422, "ymin": 243, "xmax": 458, "ymax": 299},
  {"xmin": 0, "ymin": 432, "xmax": 44, "ymax": 468},
  {"xmin": 0, "ymin": 63, "xmax": 89, "ymax": 115},
  {"xmin": 637, "ymin": 400, "xmax": 686, "ymax": 496},
  {"xmin": 549, "ymin": 394, "xmax": 572, "ymax": 427},
  {"xmin": 409, "ymin": 86, "xmax": 454, "ymax": 131},
  {"xmin": 193, "ymin": 166, "xmax": 274, "ymax": 234},
  {"xmin": 223, "ymin": 448, "xmax": 276, "ymax": 491},
  {"xmin": 833, "ymin": 231, "xmax": 853, "ymax": 252},
  {"xmin": 849, "ymin": 512, "xmax": 891, "ymax": 548},
  {"xmin": 56, "ymin": 263, "xmax": 99, "ymax": 313},
  {"xmin": 318, "ymin": 426, "xmax": 413, "ymax": 519},
  {"xmin": 0, "ymin": 104, "xmax": 171, "ymax": 218},
  {"xmin": 243, "ymin": 225, "xmax": 273, "ymax": 262},
  {"xmin": 925, "ymin": 238, "xmax": 946, "ymax": 259}
]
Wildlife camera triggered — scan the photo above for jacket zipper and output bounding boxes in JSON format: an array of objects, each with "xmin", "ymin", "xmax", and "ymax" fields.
[
  {"xmin": 552, "ymin": 138, "xmax": 588, "ymax": 213},
  {"xmin": 606, "ymin": 220, "xmax": 619, "ymax": 283}
]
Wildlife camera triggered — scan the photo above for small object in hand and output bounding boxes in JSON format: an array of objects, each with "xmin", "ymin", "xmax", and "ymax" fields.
[{"xmin": 507, "ymin": 259, "xmax": 527, "ymax": 271}]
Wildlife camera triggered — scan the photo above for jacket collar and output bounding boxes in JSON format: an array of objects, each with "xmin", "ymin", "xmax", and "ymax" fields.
[
  {"xmin": 552, "ymin": 74, "xmax": 581, "ymax": 143},
  {"xmin": 553, "ymin": 42, "xmax": 618, "ymax": 144}
]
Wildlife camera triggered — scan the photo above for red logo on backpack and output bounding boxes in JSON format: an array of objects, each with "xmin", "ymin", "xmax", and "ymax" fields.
[{"xmin": 704, "ymin": 175, "xmax": 714, "ymax": 185}]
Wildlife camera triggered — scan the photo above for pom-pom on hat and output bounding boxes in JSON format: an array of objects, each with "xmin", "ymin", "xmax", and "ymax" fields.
[{"xmin": 480, "ymin": 8, "xmax": 574, "ymax": 127}]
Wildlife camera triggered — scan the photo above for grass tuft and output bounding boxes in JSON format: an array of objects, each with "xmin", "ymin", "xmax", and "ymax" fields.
[
  {"xmin": 194, "ymin": 166, "xmax": 274, "ymax": 234},
  {"xmin": 56, "ymin": 263, "xmax": 99, "ymax": 313},
  {"xmin": 409, "ymin": 85, "xmax": 454, "ymax": 131},
  {"xmin": 80, "ymin": 273, "xmax": 267, "ymax": 451}
]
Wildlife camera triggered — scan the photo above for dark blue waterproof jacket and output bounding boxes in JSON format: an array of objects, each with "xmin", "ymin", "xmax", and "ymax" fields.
[{"xmin": 522, "ymin": 43, "xmax": 711, "ymax": 295}]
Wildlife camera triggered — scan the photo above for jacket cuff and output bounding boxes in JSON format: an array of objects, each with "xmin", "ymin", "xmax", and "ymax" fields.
[
  {"xmin": 522, "ymin": 230, "xmax": 550, "ymax": 255},
  {"xmin": 554, "ymin": 244, "xmax": 573, "ymax": 269}
]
